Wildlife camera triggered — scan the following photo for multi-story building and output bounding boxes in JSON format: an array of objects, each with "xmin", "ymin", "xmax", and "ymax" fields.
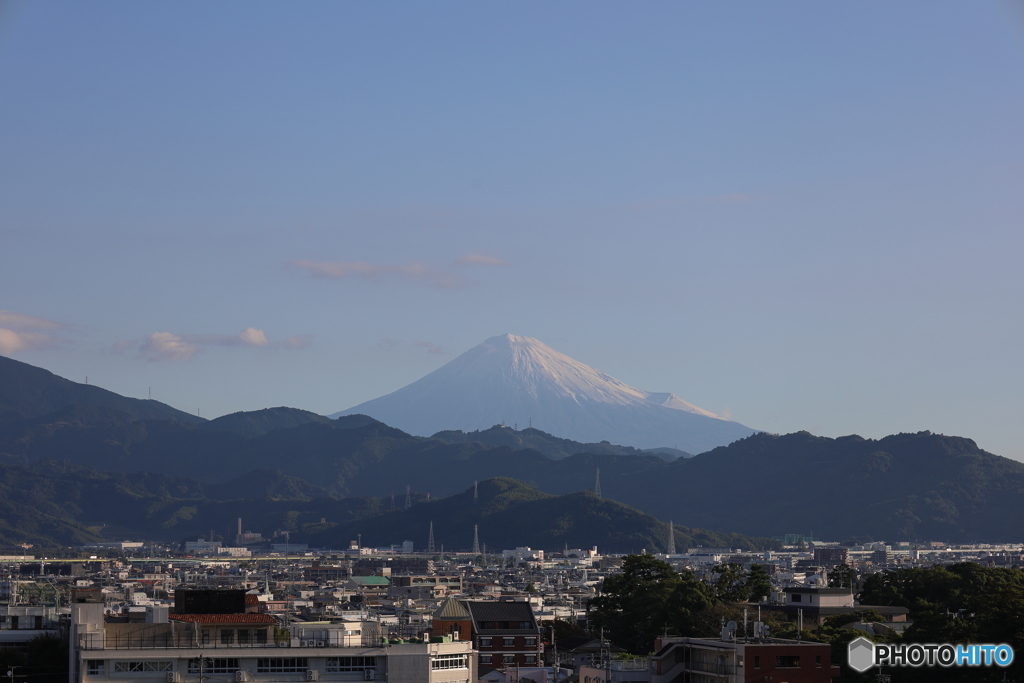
[
  {"xmin": 812, "ymin": 548, "xmax": 849, "ymax": 568},
  {"xmin": 69, "ymin": 588, "xmax": 475, "ymax": 683},
  {"xmin": 431, "ymin": 599, "xmax": 542, "ymax": 670},
  {"xmin": 649, "ymin": 636, "xmax": 839, "ymax": 683},
  {"xmin": 388, "ymin": 576, "xmax": 463, "ymax": 601}
]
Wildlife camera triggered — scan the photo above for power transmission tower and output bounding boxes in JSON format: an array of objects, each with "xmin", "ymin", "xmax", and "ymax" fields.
[
  {"xmin": 427, "ymin": 521, "xmax": 435, "ymax": 554},
  {"xmin": 594, "ymin": 468, "xmax": 602, "ymax": 500},
  {"xmin": 667, "ymin": 520, "xmax": 676, "ymax": 555},
  {"xmin": 405, "ymin": 485, "xmax": 411, "ymax": 509},
  {"xmin": 473, "ymin": 481, "xmax": 478, "ymax": 503},
  {"xmin": 472, "ymin": 525, "xmax": 480, "ymax": 554}
]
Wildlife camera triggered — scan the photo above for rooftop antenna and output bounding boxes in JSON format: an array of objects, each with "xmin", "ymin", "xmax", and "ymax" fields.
[
  {"xmin": 427, "ymin": 522, "xmax": 435, "ymax": 554},
  {"xmin": 667, "ymin": 520, "xmax": 676, "ymax": 555},
  {"xmin": 405, "ymin": 486, "xmax": 411, "ymax": 509},
  {"xmin": 594, "ymin": 468, "xmax": 602, "ymax": 500},
  {"xmin": 472, "ymin": 525, "xmax": 480, "ymax": 555}
]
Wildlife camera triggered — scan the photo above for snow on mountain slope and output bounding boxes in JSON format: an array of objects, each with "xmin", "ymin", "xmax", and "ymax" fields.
[{"xmin": 330, "ymin": 334, "xmax": 755, "ymax": 452}]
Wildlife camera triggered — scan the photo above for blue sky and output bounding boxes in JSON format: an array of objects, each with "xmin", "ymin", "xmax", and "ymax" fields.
[{"xmin": 2, "ymin": 1, "xmax": 1023, "ymax": 457}]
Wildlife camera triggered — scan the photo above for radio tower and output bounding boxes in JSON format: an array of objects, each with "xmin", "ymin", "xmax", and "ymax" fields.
[
  {"xmin": 472, "ymin": 524, "xmax": 480, "ymax": 554},
  {"xmin": 405, "ymin": 485, "xmax": 411, "ymax": 509},
  {"xmin": 427, "ymin": 521, "xmax": 435, "ymax": 554},
  {"xmin": 595, "ymin": 468, "xmax": 602, "ymax": 500},
  {"xmin": 667, "ymin": 520, "xmax": 676, "ymax": 555}
]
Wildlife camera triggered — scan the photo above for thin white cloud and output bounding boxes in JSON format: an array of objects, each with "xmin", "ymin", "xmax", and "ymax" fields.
[
  {"xmin": 128, "ymin": 328, "xmax": 310, "ymax": 361},
  {"xmin": 292, "ymin": 253, "xmax": 508, "ymax": 290},
  {"xmin": 456, "ymin": 253, "xmax": 508, "ymax": 266},
  {"xmin": 291, "ymin": 259, "xmax": 462, "ymax": 289},
  {"xmin": 0, "ymin": 329, "xmax": 58, "ymax": 355},
  {"xmin": 413, "ymin": 339, "xmax": 444, "ymax": 354},
  {"xmin": 0, "ymin": 310, "xmax": 67, "ymax": 331},
  {"xmin": 0, "ymin": 310, "xmax": 70, "ymax": 356},
  {"xmin": 140, "ymin": 332, "xmax": 200, "ymax": 361}
]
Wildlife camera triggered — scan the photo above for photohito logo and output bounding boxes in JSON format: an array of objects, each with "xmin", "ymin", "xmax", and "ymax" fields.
[{"xmin": 847, "ymin": 637, "xmax": 1014, "ymax": 672}]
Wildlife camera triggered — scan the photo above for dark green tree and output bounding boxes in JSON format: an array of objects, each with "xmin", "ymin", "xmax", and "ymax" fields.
[
  {"xmin": 745, "ymin": 564, "xmax": 772, "ymax": 602},
  {"xmin": 589, "ymin": 554, "xmax": 713, "ymax": 654}
]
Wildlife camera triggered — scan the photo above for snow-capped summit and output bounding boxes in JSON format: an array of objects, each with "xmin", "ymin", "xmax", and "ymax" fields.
[{"xmin": 331, "ymin": 334, "xmax": 755, "ymax": 452}]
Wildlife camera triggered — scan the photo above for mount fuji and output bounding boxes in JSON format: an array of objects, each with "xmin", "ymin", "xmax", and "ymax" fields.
[{"xmin": 331, "ymin": 334, "xmax": 756, "ymax": 453}]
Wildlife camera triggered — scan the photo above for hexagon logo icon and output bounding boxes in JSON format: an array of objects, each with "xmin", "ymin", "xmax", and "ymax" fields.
[{"xmin": 848, "ymin": 636, "xmax": 875, "ymax": 672}]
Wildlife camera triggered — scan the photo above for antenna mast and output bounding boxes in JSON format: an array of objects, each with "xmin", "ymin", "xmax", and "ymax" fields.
[
  {"xmin": 594, "ymin": 468, "xmax": 602, "ymax": 500},
  {"xmin": 667, "ymin": 520, "xmax": 676, "ymax": 555},
  {"xmin": 427, "ymin": 521, "xmax": 435, "ymax": 554},
  {"xmin": 472, "ymin": 525, "xmax": 480, "ymax": 555}
]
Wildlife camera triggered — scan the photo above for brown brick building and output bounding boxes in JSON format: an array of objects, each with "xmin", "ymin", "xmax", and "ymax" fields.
[{"xmin": 431, "ymin": 598, "xmax": 542, "ymax": 669}]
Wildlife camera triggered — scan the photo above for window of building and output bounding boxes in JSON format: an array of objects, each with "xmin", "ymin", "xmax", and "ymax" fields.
[
  {"xmin": 432, "ymin": 654, "xmax": 469, "ymax": 670},
  {"xmin": 201, "ymin": 630, "xmax": 210, "ymax": 645},
  {"xmin": 237, "ymin": 629, "xmax": 250, "ymax": 645},
  {"xmin": 327, "ymin": 657, "xmax": 376, "ymax": 672},
  {"xmin": 86, "ymin": 661, "xmax": 104, "ymax": 676},
  {"xmin": 503, "ymin": 637, "xmax": 516, "ymax": 647},
  {"xmin": 112, "ymin": 661, "xmax": 174, "ymax": 673},
  {"xmin": 479, "ymin": 637, "xmax": 492, "ymax": 647},
  {"xmin": 753, "ymin": 656, "xmax": 760, "ymax": 669},
  {"xmin": 255, "ymin": 629, "xmax": 268, "ymax": 644},
  {"xmin": 524, "ymin": 637, "xmax": 537, "ymax": 646},
  {"xmin": 791, "ymin": 594, "xmax": 802, "ymax": 602},
  {"xmin": 816, "ymin": 655, "xmax": 822, "ymax": 666},
  {"xmin": 525, "ymin": 655, "xmax": 537, "ymax": 664},
  {"xmin": 188, "ymin": 659, "xmax": 239, "ymax": 674},
  {"xmin": 257, "ymin": 658, "xmax": 309, "ymax": 673},
  {"xmin": 503, "ymin": 655, "xmax": 515, "ymax": 664},
  {"xmin": 775, "ymin": 656, "xmax": 800, "ymax": 668},
  {"xmin": 220, "ymin": 629, "xmax": 234, "ymax": 645},
  {"xmin": 480, "ymin": 655, "xmax": 492, "ymax": 665}
]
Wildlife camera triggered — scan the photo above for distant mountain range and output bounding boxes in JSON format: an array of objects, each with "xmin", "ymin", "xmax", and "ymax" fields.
[
  {"xmin": 332, "ymin": 334, "xmax": 755, "ymax": 453},
  {"xmin": 430, "ymin": 424, "xmax": 692, "ymax": 460},
  {"xmin": 3, "ymin": 354, "xmax": 1024, "ymax": 547}
]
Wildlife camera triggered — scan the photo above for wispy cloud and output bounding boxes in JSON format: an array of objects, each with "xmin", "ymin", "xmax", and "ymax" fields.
[
  {"xmin": 0, "ymin": 310, "xmax": 69, "ymax": 355},
  {"xmin": 413, "ymin": 340, "xmax": 444, "ymax": 354},
  {"xmin": 456, "ymin": 253, "xmax": 508, "ymax": 266},
  {"xmin": 118, "ymin": 328, "xmax": 311, "ymax": 362},
  {"xmin": 291, "ymin": 253, "xmax": 508, "ymax": 290}
]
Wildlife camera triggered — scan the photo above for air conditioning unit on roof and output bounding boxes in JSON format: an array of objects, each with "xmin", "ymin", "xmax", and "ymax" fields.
[
  {"xmin": 306, "ymin": 671, "xmax": 319, "ymax": 682},
  {"xmin": 316, "ymin": 640, "xmax": 326, "ymax": 647},
  {"xmin": 364, "ymin": 669, "xmax": 375, "ymax": 681},
  {"xmin": 166, "ymin": 673, "xmax": 179, "ymax": 683}
]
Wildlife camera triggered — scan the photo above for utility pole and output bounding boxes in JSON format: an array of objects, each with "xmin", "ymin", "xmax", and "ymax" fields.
[{"xmin": 190, "ymin": 656, "xmax": 212, "ymax": 683}]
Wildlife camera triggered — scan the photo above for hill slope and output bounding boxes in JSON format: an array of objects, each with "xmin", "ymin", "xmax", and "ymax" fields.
[
  {"xmin": 303, "ymin": 478, "xmax": 779, "ymax": 554},
  {"xmin": 332, "ymin": 334, "xmax": 754, "ymax": 452},
  {"xmin": 0, "ymin": 354, "xmax": 203, "ymax": 424},
  {"xmin": 611, "ymin": 431, "xmax": 1024, "ymax": 543}
]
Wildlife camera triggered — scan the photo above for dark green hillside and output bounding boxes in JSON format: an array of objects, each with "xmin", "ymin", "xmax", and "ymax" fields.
[
  {"xmin": 0, "ymin": 355, "xmax": 204, "ymax": 423},
  {"xmin": 0, "ymin": 407, "xmax": 668, "ymax": 497},
  {"xmin": 431, "ymin": 424, "xmax": 690, "ymax": 460},
  {"xmin": 303, "ymin": 478, "xmax": 779, "ymax": 554},
  {"xmin": 612, "ymin": 430, "xmax": 1024, "ymax": 542},
  {"xmin": 201, "ymin": 407, "xmax": 332, "ymax": 437},
  {"xmin": 0, "ymin": 460, "xmax": 393, "ymax": 548}
]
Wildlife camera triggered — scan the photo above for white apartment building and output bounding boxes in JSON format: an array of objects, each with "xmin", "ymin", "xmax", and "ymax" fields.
[{"xmin": 69, "ymin": 594, "xmax": 475, "ymax": 683}]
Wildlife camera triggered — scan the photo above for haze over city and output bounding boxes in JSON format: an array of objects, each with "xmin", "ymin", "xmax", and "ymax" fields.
[{"xmin": 2, "ymin": 2, "xmax": 1024, "ymax": 458}]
